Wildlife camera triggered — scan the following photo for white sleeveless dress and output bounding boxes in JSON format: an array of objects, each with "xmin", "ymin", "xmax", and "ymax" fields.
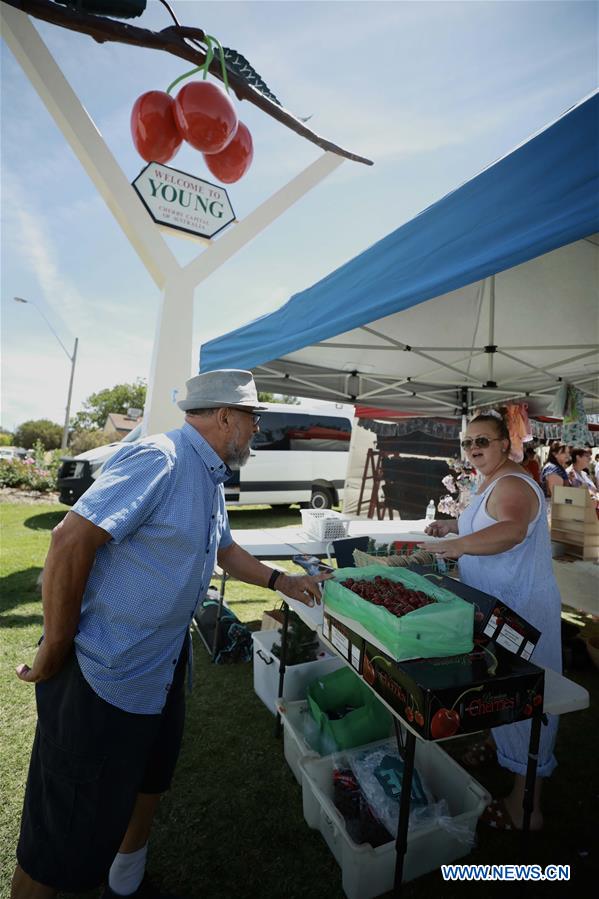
[{"xmin": 458, "ymin": 473, "xmax": 561, "ymax": 777}]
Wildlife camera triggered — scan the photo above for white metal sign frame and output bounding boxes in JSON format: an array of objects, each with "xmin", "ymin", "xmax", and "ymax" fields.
[{"xmin": 1, "ymin": 5, "xmax": 348, "ymax": 434}]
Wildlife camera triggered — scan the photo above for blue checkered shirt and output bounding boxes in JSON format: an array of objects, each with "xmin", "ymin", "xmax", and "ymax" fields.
[{"xmin": 72, "ymin": 422, "xmax": 233, "ymax": 713}]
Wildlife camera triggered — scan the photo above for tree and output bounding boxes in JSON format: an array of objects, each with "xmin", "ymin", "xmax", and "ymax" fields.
[
  {"xmin": 71, "ymin": 379, "xmax": 146, "ymax": 430},
  {"xmin": 257, "ymin": 392, "xmax": 299, "ymax": 404},
  {"xmin": 0, "ymin": 429, "xmax": 14, "ymax": 446},
  {"xmin": 69, "ymin": 429, "xmax": 121, "ymax": 455},
  {"xmin": 14, "ymin": 419, "xmax": 63, "ymax": 450}
]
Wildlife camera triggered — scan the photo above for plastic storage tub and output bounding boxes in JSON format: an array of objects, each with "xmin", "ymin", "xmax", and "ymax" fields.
[
  {"xmin": 252, "ymin": 629, "xmax": 344, "ymax": 715},
  {"xmin": 279, "ymin": 700, "xmax": 321, "ymax": 784},
  {"xmin": 300, "ymin": 740, "xmax": 490, "ymax": 899}
]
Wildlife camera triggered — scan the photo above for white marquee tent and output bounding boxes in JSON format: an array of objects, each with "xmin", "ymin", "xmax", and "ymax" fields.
[{"xmin": 201, "ymin": 93, "xmax": 599, "ymax": 420}]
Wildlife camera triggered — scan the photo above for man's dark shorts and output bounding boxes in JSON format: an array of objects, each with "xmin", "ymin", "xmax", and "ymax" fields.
[{"xmin": 16, "ymin": 638, "xmax": 189, "ymax": 892}]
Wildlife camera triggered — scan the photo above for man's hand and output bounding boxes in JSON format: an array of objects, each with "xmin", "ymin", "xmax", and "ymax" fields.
[
  {"xmin": 15, "ymin": 510, "xmax": 110, "ymax": 686},
  {"xmin": 16, "ymin": 639, "xmax": 71, "ymax": 684},
  {"xmin": 276, "ymin": 571, "xmax": 333, "ymax": 607}
]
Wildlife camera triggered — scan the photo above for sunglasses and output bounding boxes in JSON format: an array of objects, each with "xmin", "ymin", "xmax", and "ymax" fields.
[
  {"xmin": 231, "ymin": 408, "xmax": 261, "ymax": 426},
  {"xmin": 460, "ymin": 436, "xmax": 503, "ymax": 450}
]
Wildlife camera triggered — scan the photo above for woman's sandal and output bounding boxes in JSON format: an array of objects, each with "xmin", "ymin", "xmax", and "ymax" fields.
[
  {"xmin": 460, "ymin": 739, "xmax": 497, "ymax": 768},
  {"xmin": 479, "ymin": 798, "xmax": 543, "ymax": 832},
  {"xmin": 479, "ymin": 798, "xmax": 516, "ymax": 831}
]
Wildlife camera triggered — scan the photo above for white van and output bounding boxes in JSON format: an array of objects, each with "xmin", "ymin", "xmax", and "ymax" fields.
[
  {"xmin": 225, "ymin": 403, "xmax": 352, "ymax": 508},
  {"xmin": 57, "ymin": 404, "xmax": 352, "ymax": 509}
]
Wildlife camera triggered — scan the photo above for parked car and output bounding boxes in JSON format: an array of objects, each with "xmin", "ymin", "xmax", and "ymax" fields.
[
  {"xmin": 0, "ymin": 447, "xmax": 27, "ymax": 461},
  {"xmin": 57, "ymin": 424, "xmax": 143, "ymax": 505}
]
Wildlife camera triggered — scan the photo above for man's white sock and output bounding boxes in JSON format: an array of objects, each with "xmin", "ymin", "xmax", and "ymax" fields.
[{"xmin": 108, "ymin": 844, "xmax": 148, "ymax": 896}]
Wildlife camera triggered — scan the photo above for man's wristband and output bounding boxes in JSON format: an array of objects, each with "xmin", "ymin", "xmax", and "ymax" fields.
[{"xmin": 267, "ymin": 569, "xmax": 283, "ymax": 591}]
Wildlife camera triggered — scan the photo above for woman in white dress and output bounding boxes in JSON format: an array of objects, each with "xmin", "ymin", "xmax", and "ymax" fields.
[{"xmin": 422, "ymin": 409, "xmax": 562, "ymax": 831}]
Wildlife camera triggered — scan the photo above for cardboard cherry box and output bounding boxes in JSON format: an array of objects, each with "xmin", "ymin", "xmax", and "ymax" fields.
[
  {"xmin": 408, "ymin": 566, "xmax": 541, "ymax": 661},
  {"xmin": 322, "ymin": 612, "xmax": 545, "ymax": 741}
]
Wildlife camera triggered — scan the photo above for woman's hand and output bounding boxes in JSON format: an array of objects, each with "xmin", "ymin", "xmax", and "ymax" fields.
[
  {"xmin": 419, "ymin": 537, "xmax": 465, "ymax": 559},
  {"xmin": 424, "ymin": 520, "xmax": 458, "ymax": 537}
]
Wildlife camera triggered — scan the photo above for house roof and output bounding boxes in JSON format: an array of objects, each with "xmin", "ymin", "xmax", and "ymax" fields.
[{"xmin": 105, "ymin": 412, "xmax": 141, "ymax": 432}]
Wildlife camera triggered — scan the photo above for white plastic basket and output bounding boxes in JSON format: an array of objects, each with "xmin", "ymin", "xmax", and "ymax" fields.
[
  {"xmin": 301, "ymin": 509, "xmax": 351, "ymax": 541},
  {"xmin": 300, "ymin": 739, "xmax": 490, "ymax": 898}
]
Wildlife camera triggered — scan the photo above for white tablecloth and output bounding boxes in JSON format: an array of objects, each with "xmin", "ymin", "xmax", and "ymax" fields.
[{"xmin": 231, "ymin": 518, "xmax": 430, "ymax": 559}]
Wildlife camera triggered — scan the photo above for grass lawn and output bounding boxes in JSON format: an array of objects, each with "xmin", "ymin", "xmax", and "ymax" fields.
[{"xmin": 1, "ymin": 501, "xmax": 597, "ymax": 898}]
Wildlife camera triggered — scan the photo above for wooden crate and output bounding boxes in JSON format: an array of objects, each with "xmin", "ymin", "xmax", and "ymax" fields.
[{"xmin": 551, "ymin": 487, "xmax": 599, "ymax": 561}]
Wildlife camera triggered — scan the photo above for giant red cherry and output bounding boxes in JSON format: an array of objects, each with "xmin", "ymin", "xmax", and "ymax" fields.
[
  {"xmin": 203, "ymin": 121, "xmax": 254, "ymax": 183},
  {"xmin": 363, "ymin": 655, "xmax": 376, "ymax": 686},
  {"xmin": 430, "ymin": 708, "xmax": 460, "ymax": 739},
  {"xmin": 174, "ymin": 82, "xmax": 238, "ymax": 154},
  {"xmin": 131, "ymin": 91, "xmax": 182, "ymax": 164}
]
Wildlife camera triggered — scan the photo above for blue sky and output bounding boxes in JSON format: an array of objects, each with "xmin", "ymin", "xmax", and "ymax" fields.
[{"xmin": 1, "ymin": 0, "xmax": 597, "ymax": 433}]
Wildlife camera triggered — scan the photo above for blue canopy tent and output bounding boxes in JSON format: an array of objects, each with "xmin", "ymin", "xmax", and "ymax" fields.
[{"xmin": 201, "ymin": 93, "xmax": 599, "ymax": 417}]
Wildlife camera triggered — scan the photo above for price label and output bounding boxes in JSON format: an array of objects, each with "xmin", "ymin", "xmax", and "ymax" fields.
[{"xmin": 331, "ymin": 625, "xmax": 349, "ymax": 659}]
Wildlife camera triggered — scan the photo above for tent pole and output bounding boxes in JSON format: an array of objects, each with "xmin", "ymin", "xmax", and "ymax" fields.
[
  {"xmin": 488, "ymin": 275, "xmax": 495, "ymax": 387},
  {"xmin": 461, "ymin": 387, "xmax": 469, "ymax": 460}
]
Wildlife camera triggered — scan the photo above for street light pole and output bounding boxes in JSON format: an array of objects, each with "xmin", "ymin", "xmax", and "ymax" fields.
[
  {"xmin": 14, "ymin": 297, "xmax": 78, "ymax": 450},
  {"xmin": 62, "ymin": 337, "xmax": 78, "ymax": 450}
]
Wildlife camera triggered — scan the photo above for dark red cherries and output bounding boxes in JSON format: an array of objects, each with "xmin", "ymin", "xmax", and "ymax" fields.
[{"xmin": 341, "ymin": 576, "xmax": 435, "ymax": 618}]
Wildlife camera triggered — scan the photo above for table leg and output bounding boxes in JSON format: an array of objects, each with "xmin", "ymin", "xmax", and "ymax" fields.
[
  {"xmin": 274, "ymin": 602, "xmax": 290, "ymax": 738},
  {"xmin": 521, "ymin": 709, "xmax": 544, "ymax": 846},
  {"xmin": 211, "ymin": 570, "xmax": 228, "ymax": 662},
  {"xmin": 393, "ymin": 725, "xmax": 416, "ymax": 895}
]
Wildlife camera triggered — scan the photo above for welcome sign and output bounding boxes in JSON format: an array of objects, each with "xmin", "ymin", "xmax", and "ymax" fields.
[{"xmin": 132, "ymin": 162, "xmax": 236, "ymax": 240}]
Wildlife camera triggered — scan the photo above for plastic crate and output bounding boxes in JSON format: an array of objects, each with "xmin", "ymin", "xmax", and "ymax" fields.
[
  {"xmin": 301, "ymin": 509, "xmax": 351, "ymax": 541},
  {"xmin": 279, "ymin": 700, "xmax": 321, "ymax": 784},
  {"xmin": 251, "ymin": 629, "xmax": 344, "ymax": 715},
  {"xmin": 300, "ymin": 740, "xmax": 490, "ymax": 899}
]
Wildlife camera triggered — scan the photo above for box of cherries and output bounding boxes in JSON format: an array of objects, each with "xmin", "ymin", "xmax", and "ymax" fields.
[
  {"xmin": 321, "ymin": 611, "xmax": 544, "ymax": 740},
  {"xmin": 408, "ymin": 566, "xmax": 541, "ymax": 662},
  {"xmin": 362, "ymin": 639, "xmax": 545, "ymax": 740},
  {"xmin": 322, "ymin": 565, "xmax": 474, "ymax": 662}
]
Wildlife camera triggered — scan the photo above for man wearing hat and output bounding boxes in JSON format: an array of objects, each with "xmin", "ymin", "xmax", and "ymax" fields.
[{"xmin": 12, "ymin": 370, "xmax": 328, "ymax": 899}]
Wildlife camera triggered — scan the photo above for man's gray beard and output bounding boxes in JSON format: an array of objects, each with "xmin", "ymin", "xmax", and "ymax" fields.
[{"xmin": 226, "ymin": 440, "xmax": 252, "ymax": 471}]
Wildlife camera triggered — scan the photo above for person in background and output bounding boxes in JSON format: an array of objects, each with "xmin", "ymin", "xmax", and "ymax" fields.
[
  {"xmin": 421, "ymin": 408, "xmax": 562, "ymax": 832},
  {"xmin": 11, "ymin": 370, "xmax": 330, "ymax": 899},
  {"xmin": 521, "ymin": 445, "xmax": 540, "ymax": 483},
  {"xmin": 567, "ymin": 447, "xmax": 599, "ymax": 499},
  {"xmin": 540, "ymin": 442, "xmax": 570, "ymax": 499}
]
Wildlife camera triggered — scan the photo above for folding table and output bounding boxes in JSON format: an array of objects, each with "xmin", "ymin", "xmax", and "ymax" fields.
[{"xmin": 275, "ymin": 593, "xmax": 590, "ymax": 897}]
